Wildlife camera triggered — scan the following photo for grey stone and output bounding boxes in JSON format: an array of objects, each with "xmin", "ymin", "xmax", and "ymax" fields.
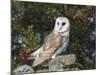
[
  {"xmin": 48, "ymin": 54, "xmax": 76, "ymax": 72},
  {"xmin": 13, "ymin": 64, "xmax": 34, "ymax": 74}
]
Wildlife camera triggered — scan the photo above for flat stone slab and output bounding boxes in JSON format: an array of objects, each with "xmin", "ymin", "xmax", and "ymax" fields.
[{"xmin": 48, "ymin": 54, "xmax": 76, "ymax": 71}]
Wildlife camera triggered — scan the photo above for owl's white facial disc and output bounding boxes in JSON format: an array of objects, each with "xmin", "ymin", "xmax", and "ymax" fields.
[{"xmin": 54, "ymin": 17, "xmax": 70, "ymax": 33}]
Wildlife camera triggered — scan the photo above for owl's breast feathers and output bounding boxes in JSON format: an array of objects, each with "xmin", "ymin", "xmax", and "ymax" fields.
[{"xmin": 33, "ymin": 31, "xmax": 63, "ymax": 67}]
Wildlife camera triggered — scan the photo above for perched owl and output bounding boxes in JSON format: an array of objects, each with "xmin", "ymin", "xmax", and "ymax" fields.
[{"xmin": 30, "ymin": 17, "xmax": 70, "ymax": 67}]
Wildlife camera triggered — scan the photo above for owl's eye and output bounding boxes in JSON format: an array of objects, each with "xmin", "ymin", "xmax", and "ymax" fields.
[
  {"xmin": 57, "ymin": 22, "xmax": 59, "ymax": 25},
  {"xmin": 62, "ymin": 22, "xmax": 66, "ymax": 26}
]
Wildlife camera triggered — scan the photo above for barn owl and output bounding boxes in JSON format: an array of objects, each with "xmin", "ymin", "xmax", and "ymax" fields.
[{"xmin": 30, "ymin": 17, "xmax": 70, "ymax": 67}]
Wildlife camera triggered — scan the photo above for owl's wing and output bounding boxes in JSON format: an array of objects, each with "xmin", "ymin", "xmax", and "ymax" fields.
[{"xmin": 33, "ymin": 32, "xmax": 63, "ymax": 67}]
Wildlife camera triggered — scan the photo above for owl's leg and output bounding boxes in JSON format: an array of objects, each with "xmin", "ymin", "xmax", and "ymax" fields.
[{"xmin": 51, "ymin": 42, "xmax": 68, "ymax": 59}]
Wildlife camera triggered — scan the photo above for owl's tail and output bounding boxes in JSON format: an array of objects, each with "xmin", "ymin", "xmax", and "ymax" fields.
[{"xmin": 32, "ymin": 56, "xmax": 45, "ymax": 67}]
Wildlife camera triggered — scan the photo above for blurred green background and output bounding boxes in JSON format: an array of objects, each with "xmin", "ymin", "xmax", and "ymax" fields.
[{"xmin": 11, "ymin": 0, "xmax": 96, "ymax": 72}]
